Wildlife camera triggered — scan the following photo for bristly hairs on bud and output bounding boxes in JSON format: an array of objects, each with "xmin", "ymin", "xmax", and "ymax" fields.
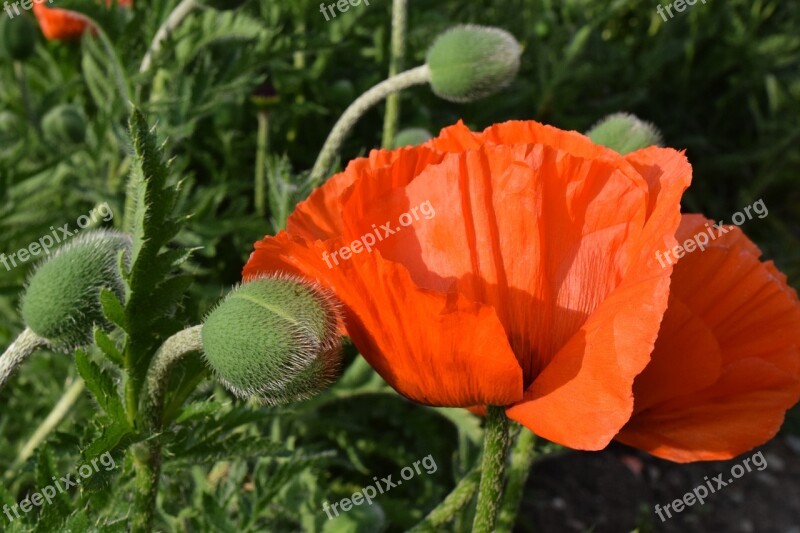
[
  {"xmin": 426, "ymin": 24, "xmax": 522, "ymax": 103},
  {"xmin": 201, "ymin": 273, "xmax": 344, "ymax": 405},
  {"xmin": 586, "ymin": 112, "xmax": 664, "ymax": 155},
  {"xmin": 20, "ymin": 230, "xmax": 131, "ymax": 352}
]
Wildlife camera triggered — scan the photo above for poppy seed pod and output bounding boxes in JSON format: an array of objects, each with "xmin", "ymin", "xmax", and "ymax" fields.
[
  {"xmin": 391, "ymin": 128, "xmax": 434, "ymax": 149},
  {"xmin": 201, "ymin": 275, "xmax": 343, "ymax": 405},
  {"xmin": 42, "ymin": 105, "xmax": 86, "ymax": 145},
  {"xmin": 426, "ymin": 25, "xmax": 522, "ymax": 103},
  {"xmin": 21, "ymin": 230, "xmax": 131, "ymax": 352},
  {"xmin": 586, "ymin": 112, "xmax": 663, "ymax": 155},
  {"xmin": 0, "ymin": 14, "xmax": 37, "ymax": 61}
]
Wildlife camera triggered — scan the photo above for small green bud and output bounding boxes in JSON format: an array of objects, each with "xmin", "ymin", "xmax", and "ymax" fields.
[
  {"xmin": 202, "ymin": 275, "xmax": 343, "ymax": 405},
  {"xmin": 42, "ymin": 105, "xmax": 86, "ymax": 145},
  {"xmin": 21, "ymin": 230, "xmax": 131, "ymax": 351},
  {"xmin": 391, "ymin": 128, "xmax": 433, "ymax": 149},
  {"xmin": 426, "ymin": 25, "xmax": 522, "ymax": 103},
  {"xmin": 586, "ymin": 112, "xmax": 664, "ymax": 155},
  {"xmin": 0, "ymin": 15, "xmax": 37, "ymax": 62}
]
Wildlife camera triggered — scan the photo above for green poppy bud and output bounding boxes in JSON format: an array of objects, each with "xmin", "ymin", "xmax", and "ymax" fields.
[
  {"xmin": 42, "ymin": 105, "xmax": 86, "ymax": 145},
  {"xmin": 202, "ymin": 275, "xmax": 343, "ymax": 405},
  {"xmin": 426, "ymin": 25, "xmax": 522, "ymax": 103},
  {"xmin": 586, "ymin": 112, "xmax": 664, "ymax": 155},
  {"xmin": 21, "ymin": 230, "xmax": 131, "ymax": 352},
  {"xmin": 391, "ymin": 128, "xmax": 433, "ymax": 149},
  {"xmin": 0, "ymin": 14, "xmax": 37, "ymax": 62}
]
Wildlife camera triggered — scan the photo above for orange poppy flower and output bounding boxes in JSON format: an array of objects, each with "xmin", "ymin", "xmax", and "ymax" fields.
[
  {"xmin": 616, "ymin": 213, "xmax": 800, "ymax": 462},
  {"xmin": 33, "ymin": 0, "xmax": 132, "ymax": 41},
  {"xmin": 243, "ymin": 120, "xmax": 693, "ymax": 451}
]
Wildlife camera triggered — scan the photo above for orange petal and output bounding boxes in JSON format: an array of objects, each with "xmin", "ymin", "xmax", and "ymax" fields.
[
  {"xmin": 617, "ymin": 215, "xmax": 800, "ymax": 461},
  {"xmin": 506, "ymin": 146, "xmax": 691, "ymax": 450},
  {"xmin": 244, "ymin": 233, "xmax": 523, "ymax": 407}
]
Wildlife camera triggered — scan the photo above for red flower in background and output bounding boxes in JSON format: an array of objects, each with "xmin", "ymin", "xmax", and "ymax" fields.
[
  {"xmin": 244, "ymin": 120, "xmax": 692, "ymax": 451},
  {"xmin": 33, "ymin": 0, "xmax": 132, "ymax": 41}
]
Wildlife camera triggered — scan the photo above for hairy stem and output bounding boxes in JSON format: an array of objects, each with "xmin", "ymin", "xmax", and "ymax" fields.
[
  {"xmin": 407, "ymin": 466, "xmax": 481, "ymax": 532},
  {"xmin": 139, "ymin": 0, "xmax": 200, "ymax": 74},
  {"xmin": 309, "ymin": 64, "xmax": 431, "ymax": 186},
  {"xmin": 381, "ymin": 0, "xmax": 408, "ymax": 148},
  {"xmin": 496, "ymin": 426, "xmax": 537, "ymax": 532},
  {"xmin": 133, "ymin": 325, "xmax": 203, "ymax": 533},
  {"xmin": 472, "ymin": 405, "xmax": 510, "ymax": 533},
  {"xmin": 0, "ymin": 328, "xmax": 48, "ymax": 389}
]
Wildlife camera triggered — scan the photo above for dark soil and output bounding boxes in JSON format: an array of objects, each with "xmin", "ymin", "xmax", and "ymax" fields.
[{"xmin": 516, "ymin": 435, "xmax": 800, "ymax": 533}]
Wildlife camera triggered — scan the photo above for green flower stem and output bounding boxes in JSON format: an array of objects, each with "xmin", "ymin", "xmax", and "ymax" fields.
[
  {"xmin": 496, "ymin": 425, "xmax": 537, "ymax": 532},
  {"xmin": 381, "ymin": 0, "xmax": 408, "ymax": 148},
  {"xmin": 0, "ymin": 328, "xmax": 48, "ymax": 389},
  {"xmin": 255, "ymin": 110, "xmax": 270, "ymax": 217},
  {"xmin": 13, "ymin": 61, "xmax": 35, "ymax": 128},
  {"xmin": 11, "ymin": 377, "xmax": 85, "ymax": 472},
  {"xmin": 472, "ymin": 405, "xmax": 510, "ymax": 533},
  {"xmin": 309, "ymin": 64, "xmax": 431, "ymax": 186},
  {"xmin": 407, "ymin": 466, "xmax": 481, "ymax": 532},
  {"xmin": 133, "ymin": 325, "xmax": 202, "ymax": 533},
  {"xmin": 139, "ymin": 0, "xmax": 200, "ymax": 75}
]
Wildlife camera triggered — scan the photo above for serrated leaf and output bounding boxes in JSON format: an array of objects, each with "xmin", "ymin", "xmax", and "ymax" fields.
[
  {"xmin": 94, "ymin": 328, "xmax": 125, "ymax": 368},
  {"xmin": 99, "ymin": 289, "xmax": 127, "ymax": 333},
  {"xmin": 75, "ymin": 350, "xmax": 128, "ymax": 423},
  {"xmin": 83, "ymin": 420, "xmax": 138, "ymax": 459}
]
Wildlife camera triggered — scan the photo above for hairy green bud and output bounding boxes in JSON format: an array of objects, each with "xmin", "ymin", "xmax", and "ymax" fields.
[
  {"xmin": 426, "ymin": 25, "xmax": 522, "ymax": 103},
  {"xmin": 0, "ymin": 15, "xmax": 37, "ymax": 62},
  {"xmin": 202, "ymin": 275, "xmax": 343, "ymax": 405},
  {"xmin": 42, "ymin": 105, "xmax": 86, "ymax": 145},
  {"xmin": 586, "ymin": 112, "xmax": 664, "ymax": 155},
  {"xmin": 391, "ymin": 128, "xmax": 433, "ymax": 149},
  {"xmin": 21, "ymin": 230, "xmax": 131, "ymax": 351}
]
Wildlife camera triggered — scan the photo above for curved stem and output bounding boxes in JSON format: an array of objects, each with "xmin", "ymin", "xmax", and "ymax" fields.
[
  {"xmin": 407, "ymin": 466, "xmax": 481, "ymax": 532},
  {"xmin": 472, "ymin": 405, "xmax": 510, "ymax": 533},
  {"xmin": 133, "ymin": 325, "xmax": 202, "ymax": 533},
  {"xmin": 255, "ymin": 110, "xmax": 270, "ymax": 217},
  {"xmin": 381, "ymin": 0, "xmax": 408, "ymax": 148},
  {"xmin": 12, "ymin": 378, "xmax": 85, "ymax": 471},
  {"xmin": 309, "ymin": 64, "xmax": 431, "ymax": 186},
  {"xmin": 0, "ymin": 328, "xmax": 48, "ymax": 389},
  {"xmin": 139, "ymin": 0, "xmax": 200, "ymax": 75},
  {"xmin": 496, "ymin": 425, "xmax": 537, "ymax": 532}
]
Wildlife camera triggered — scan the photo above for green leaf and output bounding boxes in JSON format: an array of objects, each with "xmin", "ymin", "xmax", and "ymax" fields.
[
  {"xmin": 99, "ymin": 288, "xmax": 128, "ymax": 333},
  {"xmin": 75, "ymin": 350, "xmax": 128, "ymax": 423},
  {"xmin": 94, "ymin": 328, "xmax": 125, "ymax": 368}
]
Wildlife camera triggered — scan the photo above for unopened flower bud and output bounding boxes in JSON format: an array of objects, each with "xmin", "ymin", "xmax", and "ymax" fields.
[
  {"xmin": 201, "ymin": 275, "xmax": 343, "ymax": 405},
  {"xmin": 426, "ymin": 25, "xmax": 522, "ymax": 103},
  {"xmin": 42, "ymin": 105, "xmax": 86, "ymax": 145},
  {"xmin": 586, "ymin": 112, "xmax": 663, "ymax": 155},
  {"xmin": 391, "ymin": 128, "xmax": 433, "ymax": 148},
  {"xmin": 21, "ymin": 230, "xmax": 131, "ymax": 351}
]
